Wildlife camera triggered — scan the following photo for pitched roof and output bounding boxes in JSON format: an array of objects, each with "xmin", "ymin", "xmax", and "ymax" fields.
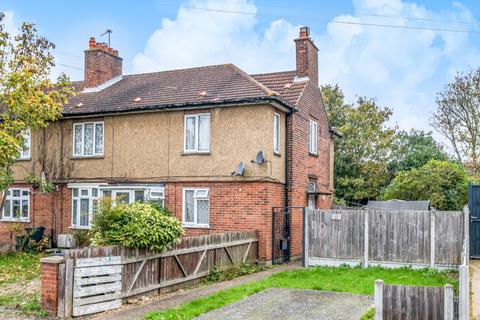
[{"xmin": 64, "ymin": 64, "xmax": 306, "ymax": 117}]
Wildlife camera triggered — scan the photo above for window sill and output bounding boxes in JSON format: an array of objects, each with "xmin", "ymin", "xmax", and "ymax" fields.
[
  {"xmin": 182, "ymin": 223, "xmax": 210, "ymax": 229},
  {"xmin": 309, "ymin": 152, "xmax": 318, "ymax": 157},
  {"xmin": 69, "ymin": 226, "xmax": 91, "ymax": 230},
  {"xmin": 71, "ymin": 155, "xmax": 104, "ymax": 160},
  {"xmin": 273, "ymin": 152, "xmax": 281, "ymax": 157},
  {"xmin": 182, "ymin": 152, "xmax": 211, "ymax": 156},
  {"xmin": 17, "ymin": 158, "xmax": 31, "ymax": 162},
  {"xmin": 1, "ymin": 218, "xmax": 30, "ymax": 223}
]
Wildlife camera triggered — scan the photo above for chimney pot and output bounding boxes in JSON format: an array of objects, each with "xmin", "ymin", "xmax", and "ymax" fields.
[
  {"xmin": 89, "ymin": 37, "xmax": 96, "ymax": 49},
  {"xmin": 112, "ymin": 50, "xmax": 118, "ymax": 56},
  {"xmin": 294, "ymin": 26, "xmax": 318, "ymax": 86},
  {"xmin": 84, "ymin": 37, "xmax": 122, "ymax": 88},
  {"xmin": 299, "ymin": 26, "xmax": 310, "ymax": 38}
]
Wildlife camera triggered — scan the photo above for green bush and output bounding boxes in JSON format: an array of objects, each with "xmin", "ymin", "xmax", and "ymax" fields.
[
  {"xmin": 383, "ymin": 160, "xmax": 468, "ymax": 210},
  {"xmin": 90, "ymin": 199, "xmax": 184, "ymax": 251}
]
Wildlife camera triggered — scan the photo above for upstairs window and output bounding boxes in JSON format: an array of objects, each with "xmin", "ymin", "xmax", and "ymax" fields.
[
  {"xmin": 19, "ymin": 129, "xmax": 31, "ymax": 160},
  {"xmin": 2, "ymin": 188, "xmax": 30, "ymax": 222},
  {"xmin": 184, "ymin": 114, "xmax": 210, "ymax": 153},
  {"xmin": 73, "ymin": 122, "xmax": 104, "ymax": 157},
  {"xmin": 274, "ymin": 113, "xmax": 280, "ymax": 154},
  {"xmin": 183, "ymin": 188, "xmax": 209, "ymax": 227},
  {"xmin": 309, "ymin": 119, "xmax": 318, "ymax": 155}
]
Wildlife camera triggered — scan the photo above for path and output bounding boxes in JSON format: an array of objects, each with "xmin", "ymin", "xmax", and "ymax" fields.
[
  {"xmin": 196, "ymin": 288, "xmax": 373, "ymax": 320},
  {"xmin": 472, "ymin": 259, "xmax": 480, "ymax": 320},
  {"xmin": 94, "ymin": 262, "xmax": 301, "ymax": 320}
]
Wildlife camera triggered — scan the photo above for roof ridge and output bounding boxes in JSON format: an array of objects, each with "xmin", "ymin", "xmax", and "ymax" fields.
[
  {"xmin": 227, "ymin": 64, "xmax": 277, "ymax": 96},
  {"xmin": 250, "ymin": 70, "xmax": 297, "ymax": 77},
  {"xmin": 121, "ymin": 63, "xmax": 236, "ymax": 78}
]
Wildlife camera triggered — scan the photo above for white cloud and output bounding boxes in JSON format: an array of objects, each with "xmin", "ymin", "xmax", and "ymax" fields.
[
  {"xmin": 133, "ymin": 0, "xmax": 299, "ymax": 73},
  {"xmin": 3, "ymin": 11, "xmax": 17, "ymax": 36},
  {"xmin": 134, "ymin": 0, "xmax": 480, "ymax": 148}
]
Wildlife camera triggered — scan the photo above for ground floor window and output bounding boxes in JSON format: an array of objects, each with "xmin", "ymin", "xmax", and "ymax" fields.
[
  {"xmin": 71, "ymin": 187, "xmax": 99, "ymax": 228},
  {"xmin": 1, "ymin": 188, "xmax": 30, "ymax": 222},
  {"xmin": 182, "ymin": 188, "xmax": 209, "ymax": 227}
]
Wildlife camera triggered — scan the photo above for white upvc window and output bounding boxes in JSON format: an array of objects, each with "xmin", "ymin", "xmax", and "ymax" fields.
[
  {"xmin": 274, "ymin": 113, "xmax": 280, "ymax": 154},
  {"xmin": 73, "ymin": 122, "xmax": 104, "ymax": 157},
  {"xmin": 182, "ymin": 188, "xmax": 209, "ymax": 227},
  {"xmin": 309, "ymin": 119, "xmax": 318, "ymax": 155},
  {"xmin": 2, "ymin": 188, "xmax": 30, "ymax": 222},
  {"xmin": 19, "ymin": 129, "xmax": 31, "ymax": 160},
  {"xmin": 100, "ymin": 186, "xmax": 165, "ymax": 207},
  {"xmin": 184, "ymin": 114, "xmax": 210, "ymax": 153},
  {"xmin": 71, "ymin": 187, "xmax": 99, "ymax": 229}
]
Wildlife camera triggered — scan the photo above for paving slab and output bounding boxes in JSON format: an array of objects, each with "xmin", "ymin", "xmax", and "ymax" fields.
[{"xmin": 195, "ymin": 288, "xmax": 374, "ymax": 320}]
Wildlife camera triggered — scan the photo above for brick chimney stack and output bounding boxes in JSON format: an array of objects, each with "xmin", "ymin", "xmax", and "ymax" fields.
[
  {"xmin": 294, "ymin": 27, "xmax": 318, "ymax": 86},
  {"xmin": 84, "ymin": 37, "xmax": 122, "ymax": 88}
]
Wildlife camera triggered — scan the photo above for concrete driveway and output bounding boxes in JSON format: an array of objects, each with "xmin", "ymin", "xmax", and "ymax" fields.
[{"xmin": 195, "ymin": 288, "xmax": 374, "ymax": 320}]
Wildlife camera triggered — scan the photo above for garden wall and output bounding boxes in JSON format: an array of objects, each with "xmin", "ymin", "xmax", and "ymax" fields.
[{"xmin": 40, "ymin": 230, "xmax": 258, "ymax": 317}]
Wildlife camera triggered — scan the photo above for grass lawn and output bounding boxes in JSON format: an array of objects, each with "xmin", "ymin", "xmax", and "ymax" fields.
[
  {"xmin": 145, "ymin": 265, "xmax": 458, "ymax": 320},
  {"xmin": 0, "ymin": 252, "xmax": 47, "ymax": 318}
]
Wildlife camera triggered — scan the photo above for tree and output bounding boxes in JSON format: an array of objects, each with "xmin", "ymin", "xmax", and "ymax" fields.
[
  {"xmin": 321, "ymin": 85, "xmax": 397, "ymax": 203},
  {"xmin": 383, "ymin": 160, "xmax": 468, "ymax": 210},
  {"xmin": 390, "ymin": 129, "xmax": 448, "ymax": 173},
  {"xmin": 431, "ymin": 68, "xmax": 480, "ymax": 176},
  {"xmin": 0, "ymin": 13, "xmax": 73, "ymax": 192}
]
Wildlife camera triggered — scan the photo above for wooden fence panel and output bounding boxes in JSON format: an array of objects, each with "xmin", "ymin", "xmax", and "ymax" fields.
[
  {"xmin": 435, "ymin": 211, "xmax": 464, "ymax": 266},
  {"xmin": 369, "ymin": 210, "xmax": 431, "ymax": 264},
  {"xmin": 308, "ymin": 209, "xmax": 364, "ymax": 260}
]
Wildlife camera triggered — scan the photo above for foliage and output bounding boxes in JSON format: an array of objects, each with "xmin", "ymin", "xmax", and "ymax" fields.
[
  {"xmin": 383, "ymin": 160, "xmax": 468, "ymax": 210},
  {"xmin": 0, "ymin": 293, "xmax": 48, "ymax": 318},
  {"xmin": 90, "ymin": 199, "xmax": 184, "ymax": 251},
  {"xmin": 360, "ymin": 308, "xmax": 375, "ymax": 320},
  {"xmin": 145, "ymin": 266, "xmax": 457, "ymax": 320},
  {"xmin": 26, "ymin": 235, "xmax": 49, "ymax": 253},
  {"xmin": 431, "ymin": 68, "xmax": 480, "ymax": 177},
  {"xmin": 390, "ymin": 129, "xmax": 448, "ymax": 173},
  {"xmin": 321, "ymin": 85, "xmax": 397, "ymax": 202},
  {"xmin": 0, "ymin": 12, "xmax": 74, "ymax": 191},
  {"xmin": 203, "ymin": 264, "xmax": 268, "ymax": 284},
  {"xmin": 73, "ymin": 230, "xmax": 91, "ymax": 247},
  {"xmin": 25, "ymin": 173, "xmax": 54, "ymax": 193},
  {"xmin": 0, "ymin": 252, "xmax": 42, "ymax": 286}
]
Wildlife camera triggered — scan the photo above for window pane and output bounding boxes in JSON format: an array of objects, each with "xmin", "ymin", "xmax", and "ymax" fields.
[
  {"xmin": 12, "ymin": 200, "xmax": 20, "ymax": 218},
  {"xmin": 198, "ymin": 115, "xmax": 210, "ymax": 151},
  {"xmin": 13, "ymin": 189, "xmax": 20, "ymax": 197},
  {"xmin": 73, "ymin": 188, "xmax": 78, "ymax": 197},
  {"xmin": 74, "ymin": 125, "xmax": 83, "ymax": 155},
  {"xmin": 102, "ymin": 190, "xmax": 111, "ymax": 198},
  {"xmin": 84, "ymin": 123, "xmax": 94, "ymax": 155},
  {"xmin": 81, "ymin": 189, "xmax": 89, "ymax": 196},
  {"xmin": 3, "ymin": 200, "xmax": 11, "ymax": 217},
  {"xmin": 185, "ymin": 117, "xmax": 196, "ymax": 150},
  {"xmin": 21, "ymin": 130, "xmax": 31, "ymax": 158},
  {"xmin": 116, "ymin": 192, "xmax": 130, "ymax": 204},
  {"xmin": 92, "ymin": 189, "xmax": 98, "ymax": 198},
  {"xmin": 197, "ymin": 199, "xmax": 209, "ymax": 224},
  {"xmin": 135, "ymin": 190, "xmax": 145, "ymax": 202},
  {"xmin": 95, "ymin": 123, "xmax": 103, "ymax": 155},
  {"xmin": 72, "ymin": 199, "xmax": 78, "ymax": 225},
  {"xmin": 194, "ymin": 189, "xmax": 209, "ymax": 198},
  {"xmin": 150, "ymin": 192, "xmax": 164, "ymax": 198},
  {"xmin": 274, "ymin": 114, "xmax": 279, "ymax": 153},
  {"xmin": 21, "ymin": 200, "xmax": 28, "ymax": 218},
  {"xmin": 184, "ymin": 190, "xmax": 194, "ymax": 223},
  {"xmin": 80, "ymin": 199, "xmax": 89, "ymax": 226},
  {"xmin": 22, "ymin": 190, "xmax": 29, "ymax": 196}
]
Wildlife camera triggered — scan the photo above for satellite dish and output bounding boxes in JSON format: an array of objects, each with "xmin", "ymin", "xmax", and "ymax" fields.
[
  {"xmin": 232, "ymin": 162, "xmax": 245, "ymax": 176},
  {"xmin": 255, "ymin": 151, "xmax": 265, "ymax": 165}
]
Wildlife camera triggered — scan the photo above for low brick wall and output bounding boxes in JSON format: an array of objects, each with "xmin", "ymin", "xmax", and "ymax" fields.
[{"xmin": 40, "ymin": 256, "xmax": 64, "ymax": 316}]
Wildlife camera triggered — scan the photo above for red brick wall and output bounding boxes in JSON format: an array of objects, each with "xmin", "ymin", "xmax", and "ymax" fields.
[
  {"xmin": 84, "ymin": 38, "xmax": 122, "ymax": 88},
  {"xmin": 165, "ymin": 181, "xmax": 285, "ymax": 261},
  {"xmin": 40, "ymin": 261, "xmax": 59, "ymax": 316}
]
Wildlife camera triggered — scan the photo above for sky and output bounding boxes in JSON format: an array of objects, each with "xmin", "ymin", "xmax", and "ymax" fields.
[{"xmin": 2, "ymin": 0, "xmax": 480, "ymax": 146}]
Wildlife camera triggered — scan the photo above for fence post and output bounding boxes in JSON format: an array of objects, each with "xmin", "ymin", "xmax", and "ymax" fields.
[
  {"xmin": 40, "ymin": 255, "xmax": 64, "ymax": 317},
  {"xmin": 444, "ymin": 284, "xmax": 454, "ymax": 320},
  {"xmin": 303, "ymin": 208, "xmax": 309, "ymax": 267},
  {"xmin": 364, "ymin": 210, "xmax": 369, "ymax": 268},
  {"xmin": 374, "ymin": 279, "xmax": 384, "ymax": 320},
  {"xmin": 459, "ymin": 260, "xmax": 469, "ymax": 320},
  {"xmin": 430, "ymin": 211, "xmax": 436, "ymax": 269},
  {"xmin": 463, "ymin": 205, "xmax": 469, "ymax": 260}
]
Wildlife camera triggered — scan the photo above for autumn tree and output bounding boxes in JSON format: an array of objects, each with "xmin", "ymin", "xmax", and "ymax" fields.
[
  {"xmin": 0, "ymin": 12, "xmax": 73, "ymax": 192},
  {"xmin": 321, "ymin": 85, "xmax": 396, "ymax": 203},
  {"xmin": 431, "ymin": 68, "xmax": 480, "ymax": 177}
]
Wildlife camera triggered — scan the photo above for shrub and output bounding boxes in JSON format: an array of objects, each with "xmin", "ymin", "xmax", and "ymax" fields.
[{"xmin": 90, "ymin": 199, "xmax": 184, "ymax": 251}]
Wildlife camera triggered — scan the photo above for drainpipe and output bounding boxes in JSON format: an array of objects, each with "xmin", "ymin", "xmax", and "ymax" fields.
[{"xmin": 284, "ymin": 111, "xmax": 291, "ymax": 209}]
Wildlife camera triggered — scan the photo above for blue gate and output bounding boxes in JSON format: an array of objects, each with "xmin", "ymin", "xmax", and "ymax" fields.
[{"xmin": 468, "ymin": 183, "xmax": 480, "ymax": 258}]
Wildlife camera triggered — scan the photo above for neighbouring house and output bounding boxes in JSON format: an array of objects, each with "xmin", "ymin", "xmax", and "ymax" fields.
[{"xmin": 0, "ymin": 27, "xmax": 337, "ymax": 261}]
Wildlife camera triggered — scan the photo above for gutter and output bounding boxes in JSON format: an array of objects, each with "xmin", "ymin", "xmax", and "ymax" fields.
[{"xmin": 62, "ymin": 96, "xmax": 297, "ymax": 119}]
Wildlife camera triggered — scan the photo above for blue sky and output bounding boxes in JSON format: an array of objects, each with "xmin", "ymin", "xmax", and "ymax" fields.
[{"xmin": 2, "ymin": 0, "xmax": 480, "ymax": 146}]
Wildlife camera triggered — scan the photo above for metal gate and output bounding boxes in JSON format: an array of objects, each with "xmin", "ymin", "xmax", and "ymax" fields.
[
  {"xmin": 272, "ymin": 207, "xmax": 290, "ymax": 264},
  {"xmin": 468, "ymin": 183, "xmax": 480, "ymax": 258}
]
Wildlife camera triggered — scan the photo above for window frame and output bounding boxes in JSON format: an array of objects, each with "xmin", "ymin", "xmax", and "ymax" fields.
[
  {"xmin": 19, "ymin": 129, "xmax": 31, "ymax": 160},
  {"xmin": 309, "ymin": 119, "xmax": 318, "ymax": 155},
  {"xmin": 71, "ymin": 187, "xmax": 99, "ymax": 229},
  {"xmin": 273, "ymin": 113, "xmax": 280, "ymax": 155},
  {"xmin": 182, "ymin": 188, "xmax": 210, "ymax": 228},
  {"xmin": 1, "ymin": 188, "xmax": 30, "ymax": 222},
  {"xmin": 72, "ymin": 121, "xmax": 104, "ymax": 157},
  {"xmin": 183, "ymin": 113, "xmax": 211, "ymax": 153}
]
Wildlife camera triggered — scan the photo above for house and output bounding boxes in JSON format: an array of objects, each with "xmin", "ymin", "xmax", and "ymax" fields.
[{"xmin": 0, "ymin": 27, "xmax": 337, "ymax": 262}]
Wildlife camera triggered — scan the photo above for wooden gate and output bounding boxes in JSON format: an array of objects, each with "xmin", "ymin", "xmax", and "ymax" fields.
[{"xmin": 72, "ymin": 256, "xmax": 122, "ymax": 316}]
